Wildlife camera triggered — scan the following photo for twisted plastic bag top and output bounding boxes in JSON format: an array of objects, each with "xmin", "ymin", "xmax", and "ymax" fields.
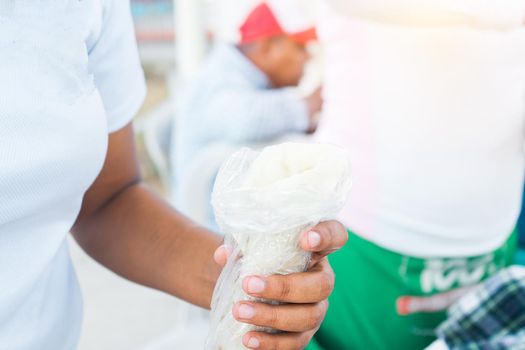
[{"xmin": 212, "ymin": 142, "xmax": 352, "ymax": 236}]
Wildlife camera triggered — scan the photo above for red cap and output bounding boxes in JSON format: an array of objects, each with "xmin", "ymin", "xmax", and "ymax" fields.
[{"xmin": 239, "ymin": 2, "xmax": 317, "ymax": 45}]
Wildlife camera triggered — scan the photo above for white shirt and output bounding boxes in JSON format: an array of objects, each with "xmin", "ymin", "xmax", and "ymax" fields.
[
  {"xmin": 0, "ymin": 1, "xmax": 146, "ymax": 349},
  {"xmin": 317, "ymin": 0, "xmax": 525, "ymax": 257}
]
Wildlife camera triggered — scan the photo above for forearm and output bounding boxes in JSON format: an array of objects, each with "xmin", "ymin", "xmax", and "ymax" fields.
[{"xmin": 72, "ymin": 182, "xmax": 222, "ymax": 309}]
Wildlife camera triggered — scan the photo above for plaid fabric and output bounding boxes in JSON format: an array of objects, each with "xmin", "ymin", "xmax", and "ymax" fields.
[{"xmin": 437, "ymin": 266, "xmax": 525, "ymax": 350}]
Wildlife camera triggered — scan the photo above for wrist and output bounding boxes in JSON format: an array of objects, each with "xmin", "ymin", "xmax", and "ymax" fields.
[{"xmin": 162, "ymin": 222, "xmax": 223, "ymax": 308}]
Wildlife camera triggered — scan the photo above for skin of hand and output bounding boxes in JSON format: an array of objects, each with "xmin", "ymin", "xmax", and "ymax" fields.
[
  {"xmin": 72, "ymin": 124, "xmax": 348, "ymax": 350},
  {"xmin": 305, "ymin": 87, "xmax": 323, "ymax": 134}
]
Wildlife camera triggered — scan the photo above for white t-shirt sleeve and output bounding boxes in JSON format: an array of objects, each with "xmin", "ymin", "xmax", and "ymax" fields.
[{"xmin": 88, "ymin": 0, "xmax": 146, "ymax": 133}]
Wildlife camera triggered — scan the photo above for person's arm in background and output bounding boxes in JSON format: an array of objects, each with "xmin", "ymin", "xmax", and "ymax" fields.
[
  {"xmin": 208, "ymin": 86, "xmax": 322, "ymax": 143},
  {"xmin": 72, "ymin": 124, "xmax": 348, "ymax": 349},
  {"xmin": 305, "ymin": 87, "xmax": 323, "ymax": 133}
]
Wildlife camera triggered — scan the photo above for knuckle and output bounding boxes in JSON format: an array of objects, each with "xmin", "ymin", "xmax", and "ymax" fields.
[
  {"xmin": 320, "ymin": 270, "xmax": 335, "ymax": 298},
  {"xmin": 322, "ymin": 299, "xmax": 329, "ymax": 314},
  {"xmin": 331, "ymin": 220, "xmax": 347, "ymax": 244},
  {"xmin": 311, "ymin": 222, "xmax": 328, "ymax": 240},
  {"xmin": 267, "ymin": 340, "xmax": 279, "ymax": 350},
  {"xmin": 257, "ymin": 334, "xmax": 279, "ymax": 350},
  {"xmin": 267, "ymin": 306, "xmax": 279, "ymax": 328},
  {"xmin": 340, "ymin": 228, "xmax": 349, "ymax": 245},
  {"xmin": 334, "ymin": 220, "xmax": 346, "ymax": 234},
  {"xmin": 299, "ymin": 333, "xmax": 312, "ymax": 349},
  {"xmin": 261, "ymin": 343, "xmax": 277, "ymax": 350},
  {"xmin": 278, "ymin": 278, "xmax": 292, "ymax": 300},
  {"xmin": 315, "ymin": 306, "xmax": 326, "ymax": 328},
  {"xmin": 318, "ymin": 220, "xmax": 346, "ymax": 245},
  {"xmin": 308, "ymin": 305, "xmax": 325, "ymax": 329}
]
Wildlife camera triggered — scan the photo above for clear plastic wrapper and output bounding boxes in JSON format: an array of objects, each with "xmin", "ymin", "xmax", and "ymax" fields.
[{"xmin": 206, "ymin": 142, "xmax": 352, "ymax": 350}]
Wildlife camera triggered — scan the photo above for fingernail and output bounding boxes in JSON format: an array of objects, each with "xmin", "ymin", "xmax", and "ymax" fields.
[
  {"xmin": 213, "ymin": 247, "xmax": 224, "ymax": 262},
  {"xmin": 247, "ymin": 337, "xmax": 260, "ymax": 348},
  {"xmin": 238, "ymin": 304, "xmax": 255, "ymax": 319},
  {"xmin": 247, "ymin": 277, "xmax": 266, "ymax": 294},
  {"xmin": 308, "ymin": 231, "xmax": 321, "ymax": 248}
]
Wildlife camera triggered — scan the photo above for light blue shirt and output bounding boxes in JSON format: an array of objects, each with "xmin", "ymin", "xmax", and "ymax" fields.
[{"xmin": 173, "ymin": 44, "xmax": 309, "ymax": 184}]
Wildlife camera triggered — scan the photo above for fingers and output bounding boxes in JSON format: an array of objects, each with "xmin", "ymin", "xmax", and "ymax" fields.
[
  {"xmin": 243, "ymin": 258, "xmax": 334, "ymax": 303},
  {"xmin": 217, "ymin": 221, "xmax": 345, "ymax": 350},
  {"xmin": 299, "ymin": 220, "xmax": 347, "ymax": 258},
  {"xmin": 242, "ymin": 329, "xmax": 317, "ymax": 350},
  {"xmin": 215, "ymin": 220, "xmax": 348, "ymax": 267},
  {"xmin": 233, "ymin": 300, "xmax": 328, "ymax": 333}
]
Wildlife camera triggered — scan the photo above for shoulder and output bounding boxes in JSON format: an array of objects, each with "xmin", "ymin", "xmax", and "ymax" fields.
[{"xmin": 86, "ymin": 0, "xmax": 134, "ymax": 52}]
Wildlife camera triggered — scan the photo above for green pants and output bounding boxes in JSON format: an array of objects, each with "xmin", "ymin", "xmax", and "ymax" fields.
[{"xmin": 308, "ymin": 230, "xmax": 517, "ymax": 350}]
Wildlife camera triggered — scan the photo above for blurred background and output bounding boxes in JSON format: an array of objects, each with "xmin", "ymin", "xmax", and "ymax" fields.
[{"xmin": 72, "ymin": 0, "xmax": 321, "ymax": 349}]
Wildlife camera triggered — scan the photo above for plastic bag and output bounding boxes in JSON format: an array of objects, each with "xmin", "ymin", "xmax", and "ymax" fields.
[{"xmin": 206, "ymin": 142, "xmax": 352, "ymax": 350}]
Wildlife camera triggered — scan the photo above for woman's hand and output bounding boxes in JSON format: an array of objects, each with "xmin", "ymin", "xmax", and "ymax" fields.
[{"xmin": 214, "ymin": 220, "xmax": 348, "ymax": 350}]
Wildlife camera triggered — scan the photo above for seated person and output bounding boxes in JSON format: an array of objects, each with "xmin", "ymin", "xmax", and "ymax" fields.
[{"xmin": 171, "ymin": 0, "xmax": 322, "ymax": 224}]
